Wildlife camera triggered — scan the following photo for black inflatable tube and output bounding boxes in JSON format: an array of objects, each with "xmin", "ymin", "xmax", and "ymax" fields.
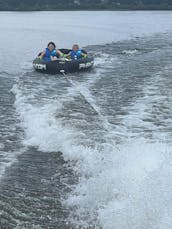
[{"xmin": 33, "ymin": 49, "xmax": 94, "ymax": 74}]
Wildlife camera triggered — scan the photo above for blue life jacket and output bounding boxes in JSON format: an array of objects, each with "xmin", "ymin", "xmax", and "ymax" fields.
[
  {"xmin": 70, "ymin": 50, "xmax": 82, "ymax": 60},
  {"xmin": 43, "ymin": 48, "xmax": 57, "ymax": 62}
]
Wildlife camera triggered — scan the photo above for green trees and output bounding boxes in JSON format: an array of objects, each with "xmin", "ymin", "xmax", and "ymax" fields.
[{"xmin": 0, "ymin": 0, "xmax": 171, "ymax": 10}]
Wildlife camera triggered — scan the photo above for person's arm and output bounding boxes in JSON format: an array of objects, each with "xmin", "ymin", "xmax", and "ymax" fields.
[
  {"xmin": 79, "ymin": 50, "xmax": 87, "ymax": 58},
  {"xmin": 57, "ymin": 49, "xmax": 64, "ymax": 58},
  {"xmin": 38, "ymin": 50, "xmax": 45, "ymax": 59},
  {"xmin": 77, "ymin": 49, "xmax": 87, "ymax": 58},
  {"xmin": 81, "ymin": 52, "xmax": 87, "ymax": 58},
  {"xmin": 57, "ymin": 49, "xmax": 72, "ymax": 60},
  {"xmin": 64, "ymin": 51, "xmax": 71, "ymax": 59}
]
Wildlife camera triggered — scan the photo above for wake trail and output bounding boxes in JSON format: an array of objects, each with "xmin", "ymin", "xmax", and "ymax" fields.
[{"xmin": 60, "ymin": 70, "xmax": 115, "ymax": 136}]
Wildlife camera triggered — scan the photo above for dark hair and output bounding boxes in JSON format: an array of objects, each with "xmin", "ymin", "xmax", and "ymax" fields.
[
  {"xmin": 47, "ymin": 42, "xmax": 56, "ymax": 48},
  {"xmin": 72, "ymin": 44, "xmax": 79, "ymax": 49}
]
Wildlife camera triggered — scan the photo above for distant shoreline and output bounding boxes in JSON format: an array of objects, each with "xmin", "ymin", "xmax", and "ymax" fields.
[
  {"xmin": 1, "ymin": 6, "xmax": 172, "ymax": 11},
  {"xmin": 1, "ymin": 9, "xmax": 172, "ymax": 12}
]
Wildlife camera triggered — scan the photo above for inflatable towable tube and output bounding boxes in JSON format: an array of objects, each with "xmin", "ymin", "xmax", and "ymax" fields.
[{"xmin": 33, "ymin": 49, "xmax": 94, "ymax": 74}]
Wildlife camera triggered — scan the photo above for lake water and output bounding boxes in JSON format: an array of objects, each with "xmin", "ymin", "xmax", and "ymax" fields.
[{"xmin": 0, "ymin": 11, "xmax": 172, "ymax": 229}]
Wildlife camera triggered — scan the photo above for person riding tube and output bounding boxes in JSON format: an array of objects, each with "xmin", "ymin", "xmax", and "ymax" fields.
[
  {"xmin": 69, "ymin": 44, "xmax": 87, "ymax": 60},
  {"xmin": 38, "ymin": 42, "xmax": 63, "ymax": 62}
]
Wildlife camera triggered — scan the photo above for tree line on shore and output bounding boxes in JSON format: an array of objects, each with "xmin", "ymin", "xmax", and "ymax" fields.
[{"xmin": 0, "ymin": 0, "xmax": 171, "ymax": 11}]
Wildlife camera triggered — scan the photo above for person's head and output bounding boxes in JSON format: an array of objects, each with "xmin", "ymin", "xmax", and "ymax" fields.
[
  {"xmin": 47, "ymin": 42, "xmax": 56, "ymax": 51},
  {"xmin": 72, "ymin": 44, "xmax": 79, "ymax": 51}
]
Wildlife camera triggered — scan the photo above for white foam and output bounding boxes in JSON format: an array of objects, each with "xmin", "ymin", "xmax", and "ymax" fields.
[
  {"xmin": 12, "ymin": 84, "xmax": 82, "ymax": 154},
  {"xmin": 112, "ymin": 64, "xmax": 172, "ymax": 141},
  {"xmin": 61, "ymin": 64, "xmax": 172, "ymax": 228},
  {"xmin": 122, "ymin": 49, "xmax": 138, "ymax": 55},
  {"xmin": 11, "ymin": 63, "xmax": 172, "ymax": 229},
  {"xmin": 63, "ymin": 140, "xmax": 169, "ymax": 228},
  {"xmin": 7, "ymin": 83, "xmax": 172, "ymax": 228},
  {"xmin": 94, "ymin": 53, "xmax": 121, "ymax": 69},
  {"xmin": 0, "ymin": 150, "xmax": 20, "ymax": 180},
  {"xmin": 98, "ymin": 149, "xmax": 172, "ymax": 229}
]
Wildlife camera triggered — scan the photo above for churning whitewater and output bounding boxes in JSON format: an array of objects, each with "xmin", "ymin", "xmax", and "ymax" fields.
[{"xmin": 0, "ymin": 11, "xmax": 172, "ymax": 229}]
